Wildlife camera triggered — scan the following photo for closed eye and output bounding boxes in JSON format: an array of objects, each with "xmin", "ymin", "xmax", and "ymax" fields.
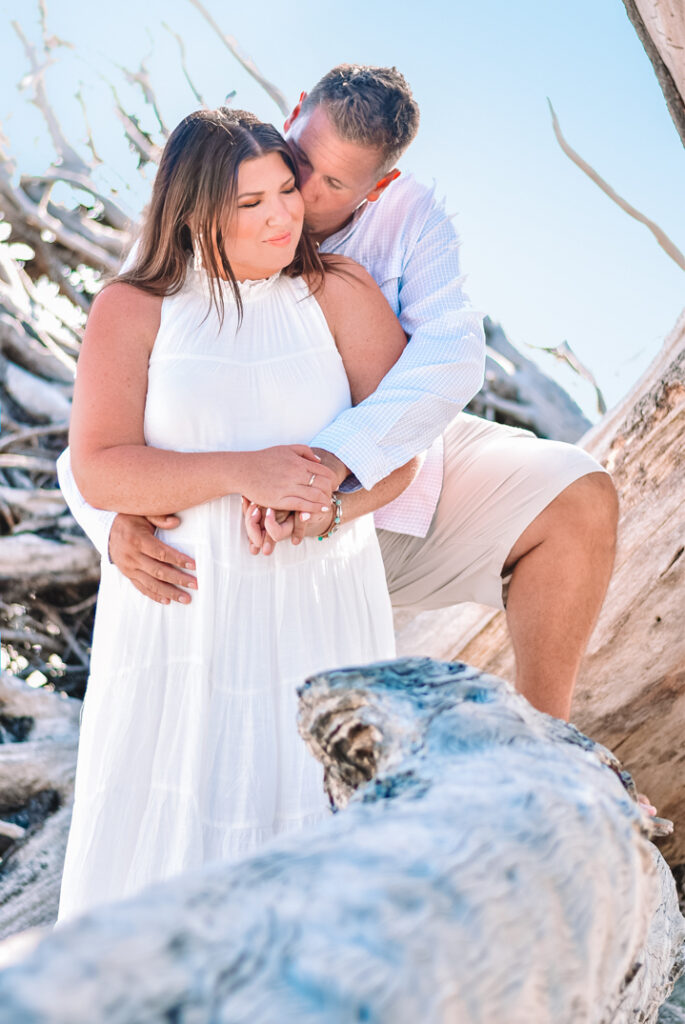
[{"xmin": 238, "ymin": 182, "xmax": 297, "ymax": 209}]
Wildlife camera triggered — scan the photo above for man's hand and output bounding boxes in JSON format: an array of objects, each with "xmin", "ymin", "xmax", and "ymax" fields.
[
  {"xmin": 243, "ymin": 500, "xmax": 293, "ymax": 556},
  {"xmin": 311, "ymin": 448, "xmax": 348, "ymax": 489},
  {"xmin": 243, "ymin": 500, "xmax": 335, "ymax": 554},
  {"xmin": 108, "ymin": 512, "xmax": 198, "ymax": 605}
]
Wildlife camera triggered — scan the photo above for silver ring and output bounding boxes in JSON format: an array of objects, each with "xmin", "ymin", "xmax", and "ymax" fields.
[{"xmin": 307, "ymin": 473, "xmax": 316, "ymax": 487}]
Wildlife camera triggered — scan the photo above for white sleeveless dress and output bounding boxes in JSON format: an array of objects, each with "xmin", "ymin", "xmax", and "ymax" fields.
[{"xmin": 56, "ymin": 268, "xmax": 396, "ymax": 924}]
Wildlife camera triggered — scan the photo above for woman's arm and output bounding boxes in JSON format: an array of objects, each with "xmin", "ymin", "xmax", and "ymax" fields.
[
  {"xmin": 317, "ymin": 256, "xmax": 408, "ymax": 409},
  {"xmin": 249, "ymin": 452, "xmax": 424, "ymax": 554},
  {"xmin": 248, "ymin": 259, "xmax": 420, "ymax": 551},
  {"xmin": 307, "ymin": 259, "xmax": 420, "ymax": 520},
  {"xmin": 69, "ymin": 282, "xmax": 336, "ymax": 515}
]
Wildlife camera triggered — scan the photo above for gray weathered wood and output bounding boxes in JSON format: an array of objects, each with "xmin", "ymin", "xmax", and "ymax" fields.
[
  {"xmin": 0, "ymin": 673, "xmax": 80, "ymax": 941},
  {"xmin": 622, "ymin": 0, "xmax": 685, "ymax": 147},
  {"xmin": 402, "ymin": 310, "xmax": 685, "ymax": 875},
  {"xmin": 0, "ymin": 659, "xmax": 682, "ymax": 1023}
]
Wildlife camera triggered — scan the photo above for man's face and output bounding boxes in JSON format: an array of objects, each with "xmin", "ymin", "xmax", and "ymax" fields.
[{"xmin": 285, "ymin": 105, "xmax": 386, "ymax": 241}]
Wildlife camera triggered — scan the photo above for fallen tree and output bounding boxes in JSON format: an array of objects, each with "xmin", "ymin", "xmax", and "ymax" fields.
[
  {"xmin": 394, "ymin": 0, "xmax": 685, "ymax": 878},
  {"xmin": 404, "ymin": 309, "xmax": 685, "ymax": 874},
  {"xmin": 0, "ymin": 659, "xmax": 682, "ymax": 1023}
]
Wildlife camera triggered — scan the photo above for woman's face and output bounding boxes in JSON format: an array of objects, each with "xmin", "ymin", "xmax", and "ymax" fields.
[{"xmin": 222, "ymin": 151, "xmax": 305, "ymax": 280}]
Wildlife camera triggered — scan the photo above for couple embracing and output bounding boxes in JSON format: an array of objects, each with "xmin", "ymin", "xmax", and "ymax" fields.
[{"xmin": 55, "ymin": 65, "xmax": 616, "ymax": 923}]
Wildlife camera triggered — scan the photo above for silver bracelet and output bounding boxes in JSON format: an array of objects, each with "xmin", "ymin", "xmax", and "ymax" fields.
[{"xmin": 317, "ymin": 494, "xmax": 343, "ymax": 540}]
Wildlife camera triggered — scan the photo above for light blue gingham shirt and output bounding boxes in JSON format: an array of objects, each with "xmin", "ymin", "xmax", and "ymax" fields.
[
  {"xmin": 56, "ymin": 173, "xmax": 485, "ymax": 556},
  {"xmin": 315, "ymin": 173, "xmax": 485, "ymax": 535}
]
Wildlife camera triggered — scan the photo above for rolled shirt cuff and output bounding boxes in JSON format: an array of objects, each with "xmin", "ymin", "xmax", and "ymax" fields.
[{"xmin": 309, "ymin": 422, "xmax": 388, "ymax": 492}]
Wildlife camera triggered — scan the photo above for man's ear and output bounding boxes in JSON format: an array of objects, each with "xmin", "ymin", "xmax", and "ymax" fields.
[
  {"xmin": 365, "ymin": 168, "xmax": 401, "ymax": 203},
  {"xmin": 284, "ymin": 92, "xmax": 307, "ymax": 134}
]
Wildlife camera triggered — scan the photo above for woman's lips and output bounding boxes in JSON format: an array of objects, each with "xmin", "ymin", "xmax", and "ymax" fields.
[{"xmin": 265, "ymin": 232, "xmax": 292, "ymax": 246}]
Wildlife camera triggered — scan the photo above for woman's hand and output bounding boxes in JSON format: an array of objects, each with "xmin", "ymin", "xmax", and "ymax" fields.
[
  {"xmin": 243, "ymin": 501, "xmax": 291, "ymax": 556},
  {"xmin": 243, "ymin": 501, "xmax": 336, "ymax": 555},
  {"xmin": 236, "ymin": 445, "xmax": 336, "ymax": 513}
]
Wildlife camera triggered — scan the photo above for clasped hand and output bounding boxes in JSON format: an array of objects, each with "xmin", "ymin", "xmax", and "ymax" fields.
[
  {"xmin": 242, "ymin": 500, "xmax": 336, "ymax": 555},
  {"xmin": 240, "ymin": 441, "xmax": 338, "ymax": 554},
  {"xmin": 107, "ymin": 443, "xmax": 339, "ymax": 603}
]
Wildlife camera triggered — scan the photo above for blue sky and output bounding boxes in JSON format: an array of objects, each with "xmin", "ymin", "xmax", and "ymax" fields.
[{"xmin": 1, "ymin": 0, "xmax": 683, "ymax": 421}]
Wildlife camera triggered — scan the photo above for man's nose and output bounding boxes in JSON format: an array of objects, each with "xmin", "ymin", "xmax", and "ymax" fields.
[
  {"xmin": 298, "ymin": 172, "xmax": 320, "ymax": 204},
  {"xmin": 295, "ymin": 157, "xmax": 313, "ymax": 188}
]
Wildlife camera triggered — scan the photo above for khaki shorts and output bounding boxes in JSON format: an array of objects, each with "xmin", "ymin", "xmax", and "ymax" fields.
[{"xmin": 378, "ymin": 412, "xmax": 608, "ymax": 612}]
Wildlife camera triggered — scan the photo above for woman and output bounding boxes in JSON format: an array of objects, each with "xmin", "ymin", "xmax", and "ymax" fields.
[{"xmin": 56, "ymin": 108, "xmax": 418, "ymax": 924}]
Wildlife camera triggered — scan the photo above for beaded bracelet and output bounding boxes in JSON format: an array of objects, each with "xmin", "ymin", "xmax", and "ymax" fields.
[{"xmin": 317, "ymin": 494, "xmax": 343, "ymax": 540}]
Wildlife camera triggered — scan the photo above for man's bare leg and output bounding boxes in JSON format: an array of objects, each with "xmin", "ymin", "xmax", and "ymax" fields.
[{"xmin": 501, "ymin": 472, "xmax": 619, "ymax": 722}]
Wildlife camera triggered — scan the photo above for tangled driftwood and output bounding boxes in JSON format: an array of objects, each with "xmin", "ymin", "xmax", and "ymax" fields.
[
  {"xmin": 0, "ymin": 658, "xmax": 682, "ymax": 1023},
  {"xmin": 0, "ymin": 671, "xmax": 79, "ymax": 940}
]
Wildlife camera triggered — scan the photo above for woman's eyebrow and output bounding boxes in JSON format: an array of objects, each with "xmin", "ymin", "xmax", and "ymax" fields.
[{"xmin": 238, "ymin": 175, "xmax": 295, "ymax": 199}]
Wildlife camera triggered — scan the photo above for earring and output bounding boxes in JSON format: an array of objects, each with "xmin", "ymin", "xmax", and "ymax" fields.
[{"xmin": 192, "ymin": 235, "xmax": 203, "ymax": 271}]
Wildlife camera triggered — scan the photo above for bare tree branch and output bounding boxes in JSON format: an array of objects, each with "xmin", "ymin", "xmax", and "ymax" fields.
[
  {"xmin": 547, "ymin": 99, "xmax": 685, "ymax": 273},
  {"xmin": 162, "ymin": 22, "xmax": 208, "ymax": 108},
  {"xmin": 37, "ymin": 0, "xmax": 72, "ymax": 56},
  {"xmin": 11, "ymin": 22, "xmax": 88, "ymax": 176},
  {"xmin": 0, "ymin": 424, "xmax": 68, "ymax": 453},
  {"xmin": 19, "ymin": 170, "xmax": 130, "ymax": 233},
  {"xmin": 0, "ymin": 163, "xmax": 120, "ymax": 273},
  {"xmin": 531, "ymin": 339, "xmax": 607, "ymax": 416},
  {"xmin": 74, "ymin": 85, "xmax": 104, "ymax": 167},
  {"xmin": 110, "ymin": 85, "xmax": 163, "ymax": 168},
  {"xmin": 185, "ymin": 0, "xmax": 290, "ymax": 115},
  {"xmin": 117, "ymin": 60, "xmax": 170, "ymax": 138}
]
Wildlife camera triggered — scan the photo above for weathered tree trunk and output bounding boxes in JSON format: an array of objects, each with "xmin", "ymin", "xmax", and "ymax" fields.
[
  {"xmin": 622, "ymin": 0, "xmax": 685, "ymax": 146},
  {"xmin": 395, "ymin": 308, "xmax": 685, "ymax": 875},
  {"xmin": 0, "ymin": 672, "xmax": 80, "ymax": 940},
  {"xmin": 0, "ymin": 659, "xmax": 682, "ymax": 1023}
]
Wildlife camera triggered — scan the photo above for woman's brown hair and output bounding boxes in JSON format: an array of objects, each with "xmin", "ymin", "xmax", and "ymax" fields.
[{"xmin": 116, "ymin": 107, "xmax": 325, "ymax": 325}]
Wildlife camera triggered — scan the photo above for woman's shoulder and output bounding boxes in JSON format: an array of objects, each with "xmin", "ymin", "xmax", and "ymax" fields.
[
  {"xmin": 91, "ymin": 280, "xmax": 163, "ymax": 317},
  {"xmin": 85, "ymin": 281, "xmax": 163, "ymax": 354},
  {"xmin": 303, "ymin": 255, "xmax": 396, "ymax": 345},
  {"xmin": 308, "ymin": 255, "xmax": 383, "ymax": 324},
  {"xmin": 322, "ymin": 253, "xmax": 379, "ymax": 292}
]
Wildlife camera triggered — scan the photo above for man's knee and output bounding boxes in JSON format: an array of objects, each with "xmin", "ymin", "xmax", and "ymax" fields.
[
  {"xmin": 504, "ymin": 468, "xmax": 618, "ymax": 574},
  {"xmin": 552, "ymin": 471, "xmax": 619, "ymax": 553}
]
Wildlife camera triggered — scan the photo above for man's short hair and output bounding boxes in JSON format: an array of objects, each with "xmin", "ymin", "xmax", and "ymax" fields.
[{"xmin": 302, "ymin": 64, "xmax": 420, "ymax": 172}]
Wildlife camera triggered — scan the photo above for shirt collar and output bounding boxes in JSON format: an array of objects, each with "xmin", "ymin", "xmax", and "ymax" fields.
[{"xmin": 318, "ymin": 200, "xmax": 371, "ymax": 252}]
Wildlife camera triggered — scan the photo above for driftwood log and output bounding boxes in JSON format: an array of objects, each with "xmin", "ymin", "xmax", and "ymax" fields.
[
  {"xmin": 0, "ymin": 671, "xmax": 80, "ymax": 940},
  {"xmin": 395, "ymin": 0, "xmax": 685, "ymax": 882},
  {"xmin": 0, "ymin": 658, "xmax": 683, "ymax": 1024},
  {"xmin": 394, "ymin": 306, "xmax": 685, "ymax": 880}
]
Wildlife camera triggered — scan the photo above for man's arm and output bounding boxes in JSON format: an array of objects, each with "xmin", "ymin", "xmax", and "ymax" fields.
[
  {"xmin": 310, "ymin": 202, "xmax": 486, "ymax": 490},
  {"xmin": 56, "ymin": 446, "xmax": 116, "ymax": 562}
]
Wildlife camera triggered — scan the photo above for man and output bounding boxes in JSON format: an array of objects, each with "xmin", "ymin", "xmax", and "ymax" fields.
[{"xmin": 57, "ymin": 64, "xmax": 618, "ymax": 723}]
